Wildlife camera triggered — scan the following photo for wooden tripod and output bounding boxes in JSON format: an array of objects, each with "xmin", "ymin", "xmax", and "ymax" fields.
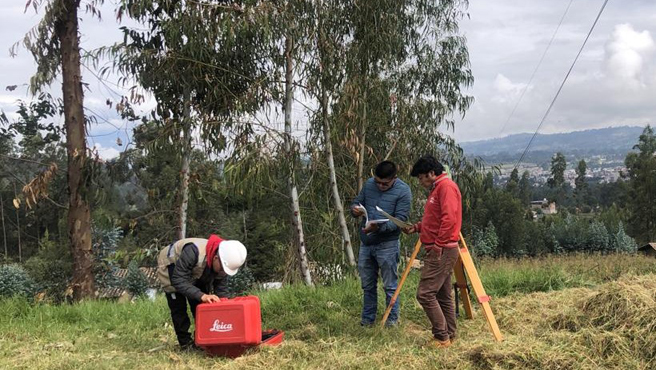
[{"xmin": 380, "ymin": 233, "xmax": 503, "ymax": 342}]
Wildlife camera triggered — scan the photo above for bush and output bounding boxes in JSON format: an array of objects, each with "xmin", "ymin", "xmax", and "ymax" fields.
[
  {"xmin": 472, "ymin": 221, "xmax": 499, "ymax": 258},
  {"xmin": 227, "ymin": 266, "xmax": 255, "ymax": 297},
  {"xmin": 611, "ymin": 223, "xmax": 638, "ymax": 253},
  {"xmin": 123, "ymin": 260, "xmax": 149, "ymax": 298},
  {"xmin": 22, "ymin": 234, "xmax": 72, "ymax": 303},
  {"xmin": 0, "ymin": 264, "xmax": 36, "ymax": 300},
  {"xmin": 23, "ymin": 257, "xmax": 71, "ymax": 303}
]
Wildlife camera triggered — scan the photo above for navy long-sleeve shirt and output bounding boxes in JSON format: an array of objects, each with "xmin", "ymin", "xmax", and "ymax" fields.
[{"xmin": 351, "ymin": 178, "xmax": 412, "ymax": 246}]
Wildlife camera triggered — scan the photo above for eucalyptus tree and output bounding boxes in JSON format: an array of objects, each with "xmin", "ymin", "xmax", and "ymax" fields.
[
  {"xmin": 518, "ymin": 170, "xmax": 531, "ymax": 206},
  {"xmin": 17, "ymin": 0, "xmax": 104, "ymax": 299},
  {"xmin": 625, "ymin": 125, "xmax": 656, "ymax": 243},
  {"xmin": 333, "ymin": 0, "xmax": 475, "ymax": 192},
  {"xmin": 106, "ymin": 0, "xmax": 273, "ymax": 239},
  {"xmin": 254, "ymin": 0, "xmax": 316, "ymax": 284},
  {"xmin": 505, "ymin": 168, "xmax": 519, "ymax": 196},
  {"xmin": 548, "ymin": 152, "xmax": 567, "ymax": 205},
  {"xmin": 308, "ymin": 0, "xmax": 356, "ymax": 266},
  {"xmin": 574, "ymin": 159, "xmax": 588, "ymax": 207}
]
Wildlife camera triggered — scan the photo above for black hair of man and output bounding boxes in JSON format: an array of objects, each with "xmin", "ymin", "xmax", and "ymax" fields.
[
  {"xmin": 374, "ymin": 160, "xmax": 398, "ymax": 179},
  {"xmin": 410, "ymin": 155, "xmax": 445, "ymax": 177}
]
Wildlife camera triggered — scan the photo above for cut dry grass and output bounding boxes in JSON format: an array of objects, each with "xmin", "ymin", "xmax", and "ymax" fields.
[{"xmin": 0, "ymin": 255, "xmax": 654, "ymax": 369}]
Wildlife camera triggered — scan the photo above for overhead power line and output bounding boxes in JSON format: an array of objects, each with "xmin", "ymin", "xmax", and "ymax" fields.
[
  {"xmin": 514, "ymin": 0, "xmax": 610, "ymax": 170},
  {"xmin": 498, "ymin": 0, "xmax": 575, "ymax": 137}
]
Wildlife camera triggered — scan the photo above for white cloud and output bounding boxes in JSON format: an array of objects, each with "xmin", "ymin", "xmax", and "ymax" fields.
[
  {"xmin": 93, "ymin": 143, "xmax": 120, "ymax": 160},
  {"xmin": 604, "ymin": 24, "xmax": 654, "ymax": 85},
  {"xmin": 492, "ymin": 74, "xmax": 531, "ymax": 103},
  {"xmin": 456, "ymin": 0, "xmax": 656, "ymax": 142}
]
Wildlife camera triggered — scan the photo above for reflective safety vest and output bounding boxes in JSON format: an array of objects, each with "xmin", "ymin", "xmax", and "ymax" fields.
[{"xmin": 157, "ymin": 238, "xmax": 208, "ymax": 293}]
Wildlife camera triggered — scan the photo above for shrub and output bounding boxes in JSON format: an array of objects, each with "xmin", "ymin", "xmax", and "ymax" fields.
[
  {"xmin": 123, "ymin": 260, "xmax": 149, "ymax": 298},
  {"xmin": 0, "ymin": 264, "xmax": 36, "ymax": 300},
  {"xmin": 227, "ymin": 266, "xmax": 255, "ymax": 297},
  {"xmin": 612, "ymin": 223, "xmax": 638, "ymax": 253},
  {"xmin": 586, "ymin": 220, "xmax": 610, "ymax": 252},
  {"xmin": 22, "ymin": 234, "xmax": 72, "ymax": 303},
  {"xmin": 472, "ymin": 221, "xmax": 499, "ymax": 258}
]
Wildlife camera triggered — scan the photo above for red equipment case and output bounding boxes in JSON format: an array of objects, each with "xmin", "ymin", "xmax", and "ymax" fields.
[{"xmin": 195, "ymin": 295, "xmax": 284, "ymax": 357}]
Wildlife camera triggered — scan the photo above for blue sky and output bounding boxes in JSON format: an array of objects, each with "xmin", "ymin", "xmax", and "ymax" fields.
[{"xmin": 2, "ymin": 0, "xmax": 656, "ymax": 158}]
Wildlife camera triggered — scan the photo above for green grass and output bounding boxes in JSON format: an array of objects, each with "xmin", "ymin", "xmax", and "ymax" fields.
[
  {"xmin": 0, "ymin": 254, "xmax": 654, "ymax": 369},
  {"xmin": 477, "ymin": 253, "xmax": 656, "ymax": 296}
]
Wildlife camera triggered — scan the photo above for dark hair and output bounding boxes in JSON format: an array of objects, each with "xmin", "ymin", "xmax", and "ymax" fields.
[
  {"xmin": 374, "ymin": 161, "xmax": 397, "ymax": 179},
  {"xmin": 410, "ymin": 155, "xmax": 444, "ymax": 177}
]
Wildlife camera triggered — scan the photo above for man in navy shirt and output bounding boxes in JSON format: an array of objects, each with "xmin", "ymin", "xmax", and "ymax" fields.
[{"xmin": 351, "ymin": 161, "xmax": 412, "ymax": 327}]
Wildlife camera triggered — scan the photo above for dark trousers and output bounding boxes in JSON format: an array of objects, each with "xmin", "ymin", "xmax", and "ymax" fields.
[
  {"xmin": 165, "ymin": 292, "xmax": 201, "ymax": 346},
  {"xmin": 416, "ymin": 246, "xmax": 459, "ymax": 341}
]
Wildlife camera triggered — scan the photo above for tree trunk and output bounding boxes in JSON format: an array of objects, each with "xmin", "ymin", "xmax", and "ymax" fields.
[
  {"xmin": 322, "ymin": 87, "xmax": 356, "ymax": 266},
  {"xmin": 178, "ymin": 89, "xmax": 192, "ymax": 240},
  {"xmin": 13, "ymin": 183, "xmax": 21, "ymax": 263},
  {"xmin": 1, "ymin": 195, "xmax": 7, "ymax": 261},
  {"xmin": 357, "ymin": 87, "xmax": 367, "ymax": 193},
  {"xmin": 284, "ymin": 35, "xmax": 313, "ymax": 286},
  {"xmin": 317, "ymin": 0, "xmax": 355, "ymax": 266},
  {"xmin": 56, "ymin": 0, "xmax": 94, "ymax": 300}
]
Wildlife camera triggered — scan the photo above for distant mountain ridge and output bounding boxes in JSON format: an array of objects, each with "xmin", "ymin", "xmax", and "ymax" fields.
[{"xmin": 461, "ymin": 126, "xmax": 645, "ymax": 160}]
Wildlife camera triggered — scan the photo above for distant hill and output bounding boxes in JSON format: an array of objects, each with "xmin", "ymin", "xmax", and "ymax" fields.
[{"xmin": 461, "ymin": 126, "xmax": 646, "ymax": 164}]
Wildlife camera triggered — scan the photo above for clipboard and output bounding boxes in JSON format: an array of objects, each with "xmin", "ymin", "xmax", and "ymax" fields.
[{"xmin": 375, "ymin": 206, "xmax": 413, "ymax": 229}]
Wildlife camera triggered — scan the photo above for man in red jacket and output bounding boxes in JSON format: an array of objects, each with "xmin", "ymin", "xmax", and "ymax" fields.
[{"xmin": 403, "ymin": 155, "xmax": 462, "ymax": 348}]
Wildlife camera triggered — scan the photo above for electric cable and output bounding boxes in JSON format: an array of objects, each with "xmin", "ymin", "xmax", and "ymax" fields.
[
  {"xmin": 514, "ymin": 0, "xmax": 610, "ymax": 170},
  {"xmin": 498, "ymin": 0, "xmax": 575, "ymax": 137}
]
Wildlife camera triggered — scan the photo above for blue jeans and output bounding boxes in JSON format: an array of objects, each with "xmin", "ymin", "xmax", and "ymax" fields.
[{"xmin": 358, "ymin": 240, "xmax": 400, "ymax": 325}]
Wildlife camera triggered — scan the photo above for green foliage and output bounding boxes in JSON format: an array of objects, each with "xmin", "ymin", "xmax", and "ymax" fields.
[
  {"xmin": 547, "ymin": 152, "xmax": 568, "ymax": 205},
  {"xmin": 586, "ymin": 220, "xmax": 610, "ymax": 252},
  {"xmin": 92, "ymin": 224, "xmax": 122, "ymax": 261},
  {"xmin": 1, "ymin": 255, "xmax": 655, "ymax": 369},
  {"xmin": 226, "ymin": 266, "xmax": 256, "ymax": 297},
  {"xmin": 0, "ymin": 264, "xmax": 36, "ymax": 300},
  {"xmin": 123, "ymin": 260, "xmax": 148, "ymax": 298},
  {"xmin": 478, "ymin": 189, "xmax": 526, "ymax": 256},
  {"xmin": 472, "ymin": 221, "xmax": 499, "ymax": 258},
  {"xmin": 518, "ymin": 170, "xmax": 531, "ymax": 206},
  {"xmin": 548, "ymin": 152, "xmax": 567, "ymax": 188},
  {"xmin": 574, "ymin": 159, "xmax": 588, "ymax": 207},
  {"xmin": 625, "ymin": 125, "xmax": 656, "ymax": 243},
  {"xmin": 505, "ymin": 168, "xmax": 519, "ymax": 196},
  {"xmin": 0, "ymin": 94, "xmax": 62, "ymax": 153},
  {"xmin": 480, "ymin": 264, "xmax": 581, "ymax": 297},
  {"xmin": 22, "ymin": 233, "xmax": 72, "ymax": 303},
  {"xmin": 612, "ymin": 223, "xmax": 638, "ymax": 254},
  {"xmin": 92, "ymin": 224, "xmax": 124, "ymax": 289}
]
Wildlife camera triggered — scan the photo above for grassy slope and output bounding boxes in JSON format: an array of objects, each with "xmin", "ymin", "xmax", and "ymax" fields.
[{"xmin": 0, "ymin": 255, "xmax": 654, "ymax": 370}]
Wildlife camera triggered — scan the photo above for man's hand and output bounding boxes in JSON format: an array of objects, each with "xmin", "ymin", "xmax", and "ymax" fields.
[
  {"xmin": 352, "ymin": 205, "xmax": 365, "ymax": 217},
  {"xmin": 362, "ymin": 222, "xmax": 379, "ymax": 234},
  {"xmin": 402, "ymin": 225, "xmax": 416, "ymax": 234},
  {"xmin": 201, "ymin": 294, "xmax": 221, "ymax": 303}
]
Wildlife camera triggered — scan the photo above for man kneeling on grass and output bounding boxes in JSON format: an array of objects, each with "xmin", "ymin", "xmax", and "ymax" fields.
[
  {"xmin": 403, "ymin": 155, "xmax": 462, "ymax": 348},
  {"xmin": 156, "ymin": 235, "xmax": 247, "ymax": 350}
]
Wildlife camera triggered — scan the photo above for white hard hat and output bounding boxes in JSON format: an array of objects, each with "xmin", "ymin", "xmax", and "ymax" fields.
[{"xmin": 218, "ymin": 240, "xmax": 247, "ymax": 276}]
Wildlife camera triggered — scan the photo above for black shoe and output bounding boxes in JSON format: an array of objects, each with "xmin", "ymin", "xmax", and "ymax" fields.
[
  {"xmin": 180, "ymin": 342, "xmax": 203, "ymax": 353},
  {"xmin": 360, "ymin": 322, "xmax": 374, "ymax": 327}
]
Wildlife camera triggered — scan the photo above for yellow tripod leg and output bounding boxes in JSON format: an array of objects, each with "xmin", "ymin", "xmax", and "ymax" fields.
[
  {"xmin": 458, "ymin": 232, "xmax": 503, "ymax": 341},
  {"xmin": 453, "ymin": 257, "xmax": 474, "ymax": 319},
  {"xmin": 381, "ymin": 238, "xmax": 422, "ymax": 328}
]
